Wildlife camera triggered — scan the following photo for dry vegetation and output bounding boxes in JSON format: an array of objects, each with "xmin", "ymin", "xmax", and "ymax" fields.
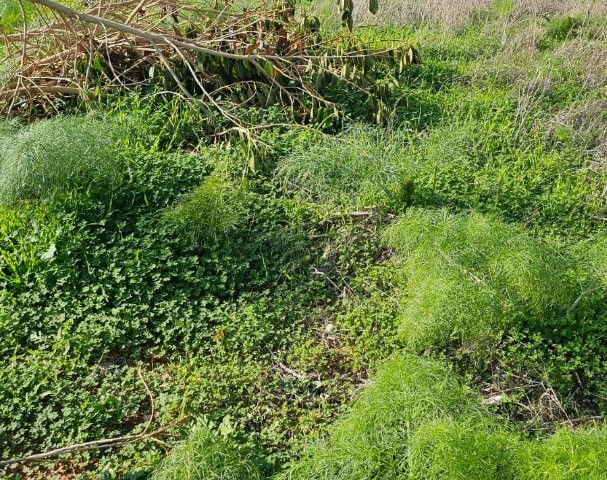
[{"xmin": 351, "ymin": 0, "xmax": 607, "ymax": 27}]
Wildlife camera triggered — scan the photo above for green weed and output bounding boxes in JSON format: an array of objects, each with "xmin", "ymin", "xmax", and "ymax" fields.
[
  {"xmin": 151, "ymin": 424, "xmax": 263, "ymax": 480},
  {"xmin": 163, "ymin": 173, "xmax": 246, "ymax": 245},
  {"xmin": 0, "ymin": 204, "xmax": 65, "ymax": 290},
  {"xmin": 539, "ymin": 15, "xmax": 584, "ymax": 50},
  {"xmin": 280, "ymin": 354, "xmax": 607, "ymax": 480},
  {"xmin": 3, "ymin": 3, "xmax": 607, "ymax": 478},
  {"xmin": 0, "ymin": 116, "xmax": 123, "ymax": 204}
]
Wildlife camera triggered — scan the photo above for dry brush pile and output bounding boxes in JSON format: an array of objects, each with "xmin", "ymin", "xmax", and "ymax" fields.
[{"xmin": 0, "ymin": 0, "xmax": 418, "ymax": 131}]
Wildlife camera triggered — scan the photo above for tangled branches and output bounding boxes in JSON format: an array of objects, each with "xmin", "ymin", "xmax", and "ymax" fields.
[{"xmin": 0, "ymin": 0, "xmax": 418, "ymax": 148}]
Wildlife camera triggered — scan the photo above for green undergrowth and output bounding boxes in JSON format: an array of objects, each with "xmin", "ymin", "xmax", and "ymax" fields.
[
  {"xmin": 3, "ymin": 2, "xmax": 607, "ymax": 479},
  {"xmin": 336, "ymin": 209, "xmax": 607, "ymax": 417},
  {"xmin": 162, "ymin": 172, "xmax": 247, "ymax": 245},
  {"xmin": 279, "ymin": 355, "xmax": 607, "ymax": 480},
  {"xmin": 0, "ymin": 116, "xmax": 381, "ymax": 478},
  {"xmin": 278, "ymin": 103, "xmax": 607, "ymax": 237},
  {"xmin": 278, "ymin": 355, "xmax": 478, "ymax": 480}
]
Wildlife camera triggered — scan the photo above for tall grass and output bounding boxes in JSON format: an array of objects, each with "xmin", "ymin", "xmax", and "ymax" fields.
[
  {"xmin": 0, "ymin": 116, "xmax": 123, "ymax": 204},
  {"xmin": 346, "ymin": 0, "xmax": 607, "ymax": 28}
]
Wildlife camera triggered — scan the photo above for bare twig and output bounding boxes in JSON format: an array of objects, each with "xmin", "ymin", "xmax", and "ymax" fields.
[{"xmin": 0, "ymin": 419, "xmax": 183, "ymax": 467}]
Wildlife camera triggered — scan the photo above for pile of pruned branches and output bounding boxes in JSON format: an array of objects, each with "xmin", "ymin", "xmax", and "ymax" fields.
[{"xmin": 0, "ymin": 0, "xmax": 417, "ymax": 128}]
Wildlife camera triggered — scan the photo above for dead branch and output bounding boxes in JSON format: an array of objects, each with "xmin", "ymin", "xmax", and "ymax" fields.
[
  {"xmin": 0, "ymin": 0, "xmax": 418, "ymax": 139},
  {"xmin": 0, "ymin": 420, "xmax": 183, "ymax": 467},
  {"xmin": 27, "ymin": 0, "xmax": 272, "ymax": 62}
]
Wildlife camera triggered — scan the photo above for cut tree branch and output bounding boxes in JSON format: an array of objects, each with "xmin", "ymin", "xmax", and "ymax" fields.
[{"xmin": 26, "ymin": 0, "xmax": 274, "ymax": 62}]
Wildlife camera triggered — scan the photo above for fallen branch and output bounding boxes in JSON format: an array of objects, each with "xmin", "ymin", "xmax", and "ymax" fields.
[
  {"xmin": 1, "ymin": 0, "xmax": 418, "ymax": 143},
  {"xmin": 0, "ymin": 84, "xmax": 81, "ymax": 100},
  {"xmin": 0, "ymin": 420, "xmax": 183, "ymax": 467},
  {"xmin": 27, "ymin": 0, "xmax": 270, "ymax": 62}
]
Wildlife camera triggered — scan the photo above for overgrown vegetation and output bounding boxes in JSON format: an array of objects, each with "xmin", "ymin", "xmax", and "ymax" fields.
[{"xmin": 2, "ymin": 0, "xmax": 607, "ymax": 479}]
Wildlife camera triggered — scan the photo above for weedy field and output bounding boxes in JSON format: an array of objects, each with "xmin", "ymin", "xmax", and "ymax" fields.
[{"xmin": 1, "ymin": 0, "xmax": 607, "ymax": 478}]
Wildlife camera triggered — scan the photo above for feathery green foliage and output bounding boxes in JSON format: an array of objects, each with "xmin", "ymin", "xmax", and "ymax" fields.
[
  {"xmin": 163, "ymin": 173, "xmax": 246, "ymax": 245},
  {"xmin": 279, "ymin": 355, "xmax": 476, "ymax": 480},
  {"xmin": 408, "ymin": 417, "xmax": 519, "ymax": 480},
  {"xmin": 0, "ymin": 116, "xmax": 122, "ymax": 204},
  {"xmin": 282, "ymin": 357, "xmax": 607, "ymax": 480},
  {"xmin": 383, "ymin": 209, "xmax": 577, "ymax": 352},
  {"xmin": 516, "ymin": 428, "xmax": 607, "ymax": 480},
  {"xmin": 152, "ymin": 425, "xmax": 263, "ymax": 480},
  {"xmin": 0, "ymin": 119, "xmax": 19, "ymax": 138},
  {"xmin": 276, "ymin": 126, "xmax": 415, "ymax": 212}
]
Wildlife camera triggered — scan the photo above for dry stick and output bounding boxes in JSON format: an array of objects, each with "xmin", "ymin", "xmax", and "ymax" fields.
[
  {"xmin": 125, "ymin": 0, "xmax": 149, "ymax": 25},
  {"xmin": 10, "ymin": 0, "xmax": 30, "ymax": 113},
  {"xmin": 0, "ymin": 423, "xmax": 179, "ymax": 468},
  {"xmin": 25, "ymin": 0, "xmax": 397, "ymax": 62},
  {"xmin": 27, "ymin": 0, "xmax": 271, "ymax": 62},
  {"xmin": 18, "ymin": 76, "xmax": 65, "ymax": 115},
  {"xmin": 0, "ymin": 364, "xmax": 179, "ymax": 468},
  {"xmin": 137, "ymin": 367, "xmax": 155, "ymax": 436},
  {"xmin": 166, "ymin": 38, "xmax": 243, "ymax": 126}
]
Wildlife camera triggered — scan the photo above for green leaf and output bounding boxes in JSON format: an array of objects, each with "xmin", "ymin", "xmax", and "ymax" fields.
[{"xmin": 369, "ymin": 0, "xmax": 379, "ymax": 15}]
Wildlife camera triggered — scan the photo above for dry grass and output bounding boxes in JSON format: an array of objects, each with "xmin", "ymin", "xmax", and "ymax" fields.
[
  {"xmin": 514, "ymin": 0, "xmax": 607, "ymax": 16},
  {"xmin": 553, "ymin": 39, "xmax": 607, "ymax": 89},
  {"xmin": 315, "ymin": 0, "xmax": 607, "ymax": 30},
  {"xmin": 548, "ymin": 97, "xmax": 607, "ymax": 149},
  {"xmin": 353, "ymin": 0, "xmax": 490, "ymax": 30}
]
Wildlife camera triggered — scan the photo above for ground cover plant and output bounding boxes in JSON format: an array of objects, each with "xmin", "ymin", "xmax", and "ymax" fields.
[{"xmin": 2, "ymin": 0, "xmax": 607, "ymax": 479}]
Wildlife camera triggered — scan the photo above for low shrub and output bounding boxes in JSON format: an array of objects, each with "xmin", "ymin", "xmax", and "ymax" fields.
[
  {"xmin": 163, "ymin": 174, "xmax": 246, "ymax": 245},
  {"xmin": 152, "ymin": 424, "xmax": 263, "ymax": 480},
  {"xmin": 0, "ymin": 116, "xmax": 123, "ymax": 204},
  {"xmin": 383, "ymin": 209, "xmax": 578, "ymax": 353}
]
